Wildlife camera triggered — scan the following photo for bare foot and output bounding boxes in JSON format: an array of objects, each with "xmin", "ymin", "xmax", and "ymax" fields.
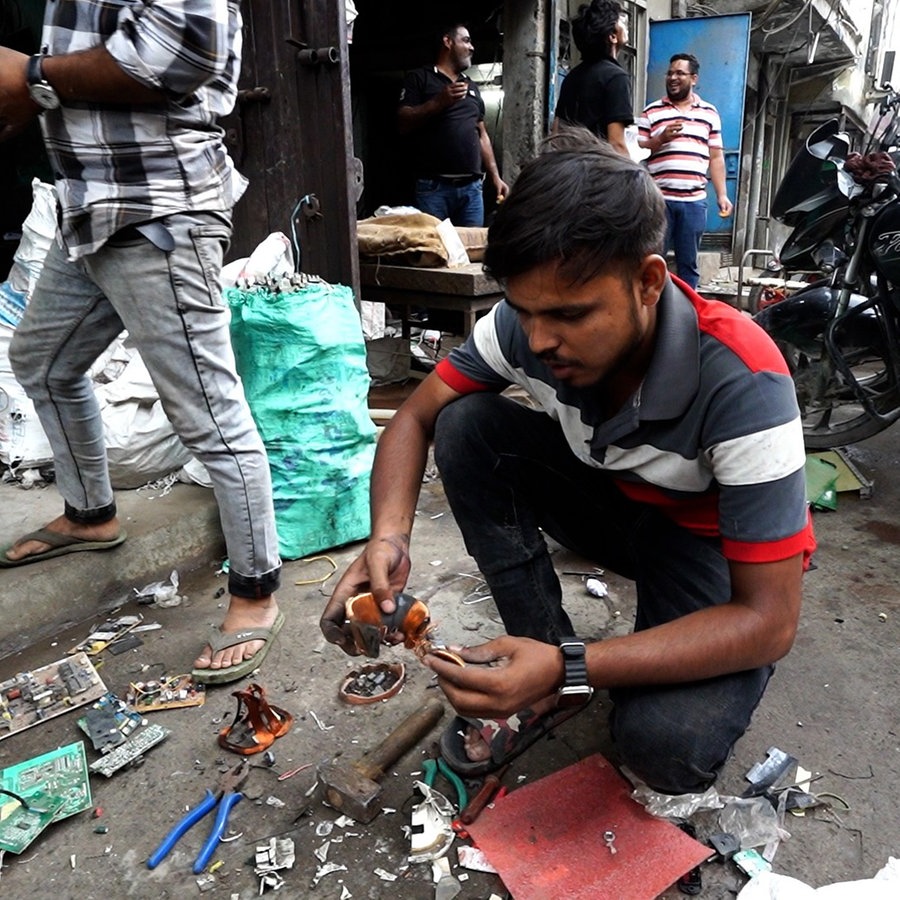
[
  {"xmin": 193, "ymin": 595, "xmax": 280, "ymax": 671},
  {"xmin": 4, "ymin": 513, "xmax": 122, "ymax": 562},
  {"xmin": 462, "ymin": 695, "xmax": 560, "ymax": 762}
]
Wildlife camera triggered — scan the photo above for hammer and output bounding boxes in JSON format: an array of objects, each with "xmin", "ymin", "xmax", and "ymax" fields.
[{"xmin": 318, "ymin": 695, "xmax": 444, "ymax": 823}]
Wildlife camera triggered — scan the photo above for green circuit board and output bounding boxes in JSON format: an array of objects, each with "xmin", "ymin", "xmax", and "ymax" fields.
[
  {"xmin": 0, "ymin": 790, "xmax": 66, "ymax": 854},
  {"xmin": 0, "ymin": 741, "xmax": 92, "ymax": 853}
]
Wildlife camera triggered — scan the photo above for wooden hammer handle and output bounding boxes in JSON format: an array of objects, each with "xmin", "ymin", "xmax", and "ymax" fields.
[{"xmin": 354, "ymin": 695, "xmax": 444, "ymax": 782}]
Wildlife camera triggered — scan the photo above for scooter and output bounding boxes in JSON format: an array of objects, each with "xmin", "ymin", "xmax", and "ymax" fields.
[{"xmin": 752, "ymin": 89, "xmax": 900, "ymax": 449}]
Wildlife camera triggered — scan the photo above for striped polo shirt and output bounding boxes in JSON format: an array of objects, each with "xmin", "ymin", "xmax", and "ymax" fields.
[
  {"xmin": 435, "ymin": 278, "xmax": 815, "ymax": 565},
  {"xmin": 638, "ymin": 95, "xmax": 723, "ymax": 202}
]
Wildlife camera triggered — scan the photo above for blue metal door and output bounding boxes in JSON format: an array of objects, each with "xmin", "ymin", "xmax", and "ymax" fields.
[{"xmin": 645, "ymin": 15, "xmax": 750, "ymax": 240}]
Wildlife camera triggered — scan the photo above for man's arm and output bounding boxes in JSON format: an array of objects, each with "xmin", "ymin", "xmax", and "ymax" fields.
[
  {"xmin": 425, "ymin": 554, "xmax": 803, "ymax": 717},
  {"xmin": 708, "ymin": 146, "xmax": 733, "ymax": 216},
  {"xmin": 0, "ymin": 45, "xmax": 163, "ymax": 142},
  {"xmin": 320, "ymin": 371, "xmax": 465, "ymax": 652},
  {"xmin": 605, "ymin": 121, "xmax": 630, "ymax": 158},
  {"xmin": 478, "ymin": 120, "xmax": 508, "ymax": 200},
  {"xmin": 397, "ymin": 79, "xmax": 467, "ymax": 135},
  {"xmin": 637, "ymin": 118, "xmax": 683, "ymax": 154}
]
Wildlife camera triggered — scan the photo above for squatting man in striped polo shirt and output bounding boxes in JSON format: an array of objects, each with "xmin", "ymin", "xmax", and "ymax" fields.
[
  {"xmin": 639, "ymin": 53, "xmax": 733, "ymax": 289},
  {"xmin": 321, "ymin": 128, "xmax": 814, "ymax": 795}
]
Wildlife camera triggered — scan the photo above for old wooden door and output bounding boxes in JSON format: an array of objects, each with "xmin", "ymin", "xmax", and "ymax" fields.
[{"xmin": 227, "ymin": 1, "xmax": 359, "ymax": 292}]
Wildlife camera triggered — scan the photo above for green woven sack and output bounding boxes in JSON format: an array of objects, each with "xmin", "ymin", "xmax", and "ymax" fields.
[{"xmin": 226, "ymin": 279, "xmax": 375, "ymax": 559}]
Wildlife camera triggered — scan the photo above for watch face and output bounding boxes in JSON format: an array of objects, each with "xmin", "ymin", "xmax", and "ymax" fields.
[
  {"xmin": 556, "ymin": 686, "xmax": 593, "ymax": 708},
  {"xmin": 30, "ymin": 83, "xmax": 60, "ymax": 110}
]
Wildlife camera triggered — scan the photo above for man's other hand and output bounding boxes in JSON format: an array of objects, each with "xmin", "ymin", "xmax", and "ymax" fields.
[
  {"xmin": 439, "ymin": 80, "xmax": 469, "ymax": 108},
  {"xmin": 0, "ymin": 48, "xmax": 40, "ymax": 143},
  {"xmin": 319, "ymin": 534, "xmax": 411, "ymax": 655},
  {"xmin": 422, "ymin": 635, "xmax": 565, "ymax": 718}
]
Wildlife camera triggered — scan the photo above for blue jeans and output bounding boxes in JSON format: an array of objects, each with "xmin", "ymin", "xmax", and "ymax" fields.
[
  {"xmin": 415, "ymin": 176, "xmax": 484, "ymax": 226},
  {"xmin": 665, "ymin": 198, "xmax": 707, "ymax": 289},
  {"xmin": 10, "ymin": 212, "xmax": 281, "ymax": 599},
  {"xmin": 433, "ymin": 393, "xmax": 773, "ymax": 793}
]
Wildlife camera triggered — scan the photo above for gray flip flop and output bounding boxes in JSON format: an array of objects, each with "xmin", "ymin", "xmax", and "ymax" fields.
[
  {"xmin": 0, "ymin": 529, "xmax": 127, "ymax": 568},
  {"xmin": 192, "ymin": 610, "xmax": 286, "ymax": 686}
]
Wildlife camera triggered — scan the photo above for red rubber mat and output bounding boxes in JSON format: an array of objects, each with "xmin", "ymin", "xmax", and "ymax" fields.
[{"xmin": 465, "ymin": 754, "xmax": 712, "ymax": 899}]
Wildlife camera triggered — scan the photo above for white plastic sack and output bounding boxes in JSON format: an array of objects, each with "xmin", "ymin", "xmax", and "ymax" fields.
[
  {"xmin": 7, "ymin": 179, "xmax": 58, "ymax": 297},
  {"xmin": 737, "ymin": 857, "xmax": 900, "ymax": 899},
  {"xmin": 0, "ymin": 322, "xmax": 53, "ymax": 468},
  {"xmin": 95, "ymin": 354, "xmax": 192, "ymax": 488}
]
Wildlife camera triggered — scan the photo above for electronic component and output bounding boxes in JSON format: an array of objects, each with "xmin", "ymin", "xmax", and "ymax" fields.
[
  {"xmin": 0, "ymin": 742, "xmax": 92, "ymax": 852},
  {"xmin": 89, "ymin": 723, "xmax": 172, "ymax": 778},
  {"xmin": 0, "ymin": 653, "xmax": 107, "ymax": 740}
]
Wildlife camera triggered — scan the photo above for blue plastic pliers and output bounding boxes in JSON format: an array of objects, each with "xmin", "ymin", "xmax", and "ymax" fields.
[{"xmin": 147, "ymin": 760, "xmax": 249, "ymax": 874}]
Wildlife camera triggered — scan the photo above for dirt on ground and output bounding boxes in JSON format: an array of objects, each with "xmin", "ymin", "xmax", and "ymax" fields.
[{"xmin": 0, "ymin": 425, "xmax": 898, "ymax": 899}]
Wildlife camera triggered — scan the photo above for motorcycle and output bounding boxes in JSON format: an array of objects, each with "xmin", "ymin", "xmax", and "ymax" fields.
[{"xmin": 753, "ymin": 89, "xmax": 900, "ymax": 449}]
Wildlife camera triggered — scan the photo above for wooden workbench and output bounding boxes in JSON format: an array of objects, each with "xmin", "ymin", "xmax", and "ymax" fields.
[{"xmin": 359, "ymin": 261, "xmax": 504, "ymax": 337}]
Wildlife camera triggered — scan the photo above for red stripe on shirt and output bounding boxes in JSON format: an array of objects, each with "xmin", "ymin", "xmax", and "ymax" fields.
[{"xmin": 436, "ymin": 357, "xmax": 492, "ymax": 393}]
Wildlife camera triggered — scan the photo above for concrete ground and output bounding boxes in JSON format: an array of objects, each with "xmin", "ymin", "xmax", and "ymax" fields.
[{"xmin": 0, "ymin": 420, "xmax": 898, "ymax": 899}]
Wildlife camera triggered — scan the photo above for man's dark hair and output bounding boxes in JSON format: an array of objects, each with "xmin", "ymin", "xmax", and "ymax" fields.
[
  {"xmin": 670, "ymin": 52, "xmax": 699, "ymax": 76},
  {"xmin": 484, "ymin": 127, "xmax": 666, "ymax": 285},
  {"xmin": 571, "ymin": 0, "xmax": 622, "ymax": 61},
  {"xmin": 437, "ymin": 22, "xmax": 467, "ymax": 51}
]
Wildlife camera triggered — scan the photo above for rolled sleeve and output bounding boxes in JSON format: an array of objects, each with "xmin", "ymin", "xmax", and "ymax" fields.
[{"xmin": 105, "ymin": 1, "xmax": 236, "ymax": 95}]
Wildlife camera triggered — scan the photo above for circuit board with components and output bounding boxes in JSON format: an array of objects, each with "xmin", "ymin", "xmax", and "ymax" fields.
[
  {"xmin": 0, "ymin": 741, "xmax": 92, "ymax": 853},
  {"xmin": 0, "ymin": 653, "xmax": 107, "ymax": 740},
  {"xmin": 89, "ymin": 723, "xmax": 172, "ymax": 778}
]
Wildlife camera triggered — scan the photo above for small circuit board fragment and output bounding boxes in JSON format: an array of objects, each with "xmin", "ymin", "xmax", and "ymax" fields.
[
  {"xmin": 69, "ymin": 614, "xmax": 143, "ymax": 656},
  {"xmin": 0, "ymin": 790, "xmax": 65, "ymax": 854},
  {"xmin": 126, "ymin": 674, "xmax": 205, "ymax": 712},
  {"xmin": 0, "ymin": 741, "xmax": 92, "ymax": 852},
  {"xmin": 89, "ymin": 723, "xmax": 172, "ymax": 778},
  {"xmin": 77, "ymin": 691, "xmax": 145, "ymax": 753},
  {"xmin": 0, "ymin": 652, "xmax": 107, "ymax": 741}
]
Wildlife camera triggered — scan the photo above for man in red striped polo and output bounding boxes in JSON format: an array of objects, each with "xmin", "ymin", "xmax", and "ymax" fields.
[{"xmin": 638, "ymin": 53, "xmax": 733, "ymax": 289}]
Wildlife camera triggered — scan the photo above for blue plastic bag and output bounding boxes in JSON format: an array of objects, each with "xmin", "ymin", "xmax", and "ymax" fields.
[{"xmin": 227, "ymin": 278, "xmax": 376, "ymax": 559}]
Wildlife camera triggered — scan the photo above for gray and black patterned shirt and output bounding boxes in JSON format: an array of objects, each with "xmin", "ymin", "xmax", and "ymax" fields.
[{"xmin": 38, "ymin": 0, "xmax": 246, "ymax": 259}]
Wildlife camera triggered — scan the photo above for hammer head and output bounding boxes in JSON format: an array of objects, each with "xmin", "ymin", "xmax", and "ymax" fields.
[{"xmin": 318, "ymin": 761, "xmax": 383, "ymax": 823}]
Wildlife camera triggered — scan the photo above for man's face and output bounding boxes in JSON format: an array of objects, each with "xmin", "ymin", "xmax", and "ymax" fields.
[
  {"xmin": 447, "ymin": 28, "xmax": 474, "ymax": 72},
  {"xmin": 615, "ymin": 13, "xmax": 629, "ymax": 47},
  {"xmin": 505, "ymin": 259, "xmax": 659, "ymax": 390},
  {"xmin": 666, "ymin": 60, "xmax": 697, "ymax": 102}
]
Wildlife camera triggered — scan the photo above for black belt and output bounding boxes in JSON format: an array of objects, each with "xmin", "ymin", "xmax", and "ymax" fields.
[{"xmin": 433, "ymin": 174, "xmax": 481, "ymax": 185}]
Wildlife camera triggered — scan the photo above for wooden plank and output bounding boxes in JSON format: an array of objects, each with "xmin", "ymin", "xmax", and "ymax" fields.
[{"xmin": 359, "ymin": 262, "xmax": 501, "ymax": 296}]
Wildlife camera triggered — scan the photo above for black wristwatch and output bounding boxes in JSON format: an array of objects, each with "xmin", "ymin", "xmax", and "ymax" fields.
[
  {"xmin": 27, "ymin": 55, "xmax": 60, "ymax": 111},
  {"xmin": 556, "ymin": 637, "xmax": 594, "ymax": 708}
]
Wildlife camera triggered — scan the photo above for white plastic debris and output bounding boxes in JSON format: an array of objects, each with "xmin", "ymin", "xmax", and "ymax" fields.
[
  {"xmin": 585, "ymin": 577, "xmax": 608, "ymax": 598},
  {"xmin": 374, "ymin": 868, "xmax": 398, "ymax": 881},
  {"xmin": 457, "ymin": 845, "xmax": 498, "ymax": 873},
  {"xmin": 736, "ymin": 857, "xmax": 900, "ymax": 898},
  {"xmin": 312, "ymin": 862, "xmax": 347, "ymax": 886}
]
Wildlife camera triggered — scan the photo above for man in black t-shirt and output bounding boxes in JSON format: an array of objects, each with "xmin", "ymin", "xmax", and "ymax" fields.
[
  {"xmin": 398, "ymin": 23, "xmax": 508, "ymax": 226},
  {"xmin": 553, "ymin": 0, "xmax": 633, "ymax": 158}
]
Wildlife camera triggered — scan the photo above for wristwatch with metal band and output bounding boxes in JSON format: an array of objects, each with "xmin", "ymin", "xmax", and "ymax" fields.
[
  {"xmin": 557, "ymin": 637, "xmax": 594, "ymax": 708},
  {"xmin": 27, "ymin": 54, "xmax": 60, "ymax": 111}
]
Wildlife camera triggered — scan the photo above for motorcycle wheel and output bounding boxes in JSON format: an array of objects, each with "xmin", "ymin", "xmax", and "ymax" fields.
[{"xmin": 774, "ymin": 334, "xmax": 900, "ymax": 450}]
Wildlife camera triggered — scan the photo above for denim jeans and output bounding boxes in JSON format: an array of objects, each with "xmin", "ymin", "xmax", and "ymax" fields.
[
  {"xmin": 665, "ymin": 198, "xmax": 708, "ymax": 289},
  {"xmin": 415, "ymin": 176, "xmax": 484, "ymax": 226},
  {"xmin": 433, "ymin": 393, "xmax": 773, "ymax": 793},
  {"xmin": 10, "ymin": 212, "xmax": 281, "ymax": 599}
]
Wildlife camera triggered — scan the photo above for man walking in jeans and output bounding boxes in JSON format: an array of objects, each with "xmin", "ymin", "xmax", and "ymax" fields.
[
  {"xmin": 638, "ymin": 53, "xmax": 732, "ymax": 289},
  {"xmin": 321, "ymin": 130, "xmax": 813, "ymax": 794},
  {"xmin": 398, "ymin": 22, "xmax": 508, "ymax": 226},
  {"xmin": 0, "ymin": 1, "xmax": 282, "ymax": 685}
]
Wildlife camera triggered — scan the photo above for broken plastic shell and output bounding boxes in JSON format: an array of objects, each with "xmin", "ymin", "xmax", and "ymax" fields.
[
  {"xmin": 338, "ymin": 662, "xmax": 406, "ymax": 705},
  {"xmin": 344, "ymin": 591, "xmax": 465, "ymax": 665}
]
